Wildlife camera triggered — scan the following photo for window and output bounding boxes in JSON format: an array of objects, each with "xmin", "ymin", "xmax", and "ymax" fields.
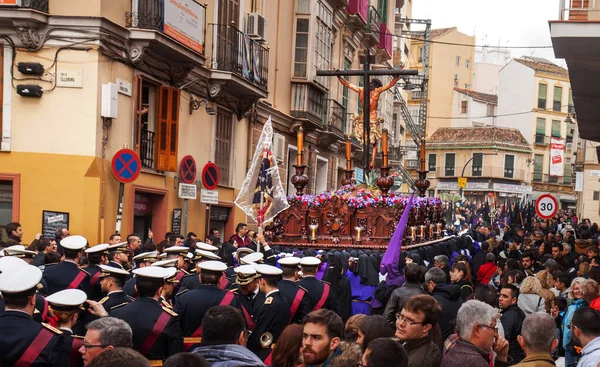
[
  {"xmin": 538, "ymin": 84, "xmax": 547, "ymax": 109},
  {"xmin": 465, "ymin": 59, "xmax": 470, "ymax": 69},
  {"xmin": 377, "ymin": 0, "xmax": 388, "ymax": 24},
  {"xmin": 594, "ymin": 191, "xmax": 600, "ymax": 201},
  {"xmin": 134, "ymin": 78, "xmax": 180, "ymax": 172},
  {"xmin": 551, "ymin": 120, "xmax": 561, "ymax": 138},
  {"xmin": 564, "ymin": 157, "xmax": 572, "ymax": 184},
  {"xmin": 315, "ymin": 156, "xmax": 328, "ymax": 193},
  {"xmin": 461, "ymin": 101, "xmax": 468, "ymax": 114},
  {"xmin": 533, "ymin": 154, "xmax": 544, "ymax": 181},
  {"xmin": 566, "ymin": 126, "xmax": 574, "ymax": 144},
  {"xmin": 472, "ymin": 153, "xmax": 483, "ymax": 177},
  {"xmin": 445, "ymin": 153, "xmax": 455, "ymax": 176},
  {"xmin": 314, "ymin": 1, "xmax": 333, "ymax": 87},
  {"xmin": 293, "ymin": 18, "xmax": 309, "ymax": 77},
  {"xmin": 215, "ymin": 108, "xmax": 234, "ymax": 186},
  {"xmin": 553, "ymin": 86, "xmax": 562, "ymax": 112},
  {"xmin": 568, "ymin": 89, "xmax": 575, "ymax": 114},
  {"xmin": 418, "ymin": 47, "xmax": 424, "ymax": 62},
  {"xmin": 428, "ymin": 153, "xmax": 437, "ymax": 172},
  {"xmin": 504, "ymin": 154, "xmax": 515, "ymax": 178},
  {"xmin": 342, "ymin": 58, "xmax": 350, "ymax": 133},
  {"xmin": 464, "ymin": 83, "xmax": 469, "ymax": 89},
  {"xmin": 487, "ymin": 104, "xmax": 495, "ymax": 117},
  {"xmin": 456, "ymin": 56, "xmax": 461, "ymax": 67},
  {"xmin": 454, "ymin": 74, "xmax": 459, "ymax": 87},
  {"xmin": 535, "ymin": 118, "xmax": 546, "ymax": 144}
]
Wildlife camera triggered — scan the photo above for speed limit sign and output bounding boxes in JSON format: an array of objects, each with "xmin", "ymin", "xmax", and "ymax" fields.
[{"xmin": 535, "ymin": 194, "xmax": 558, "ymax": 219}]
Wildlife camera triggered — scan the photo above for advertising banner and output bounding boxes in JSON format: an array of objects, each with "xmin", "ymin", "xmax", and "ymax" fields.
[
  {"xmin": 550, "ymin": 137, "xmax": 565, "ymax": 177},
  {"xmin": 164, "ymin": 0, "xmax": 205, "ymax": 54}
]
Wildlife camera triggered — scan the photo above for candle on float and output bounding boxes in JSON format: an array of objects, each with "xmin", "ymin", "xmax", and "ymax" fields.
[
  {"xmin": 382, "ymin": 129, "xmax": 389, "ymax": 167},
  {"xmin": 297, "ymin": 127, "xmax": 304, "ymax": 165},
  {"xmin": 346, "ymin": 137, "xmax": 351, "ymax": 170}
]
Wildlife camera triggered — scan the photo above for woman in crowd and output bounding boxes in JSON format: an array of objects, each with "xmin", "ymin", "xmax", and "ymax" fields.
[
  {"xmin": 270, "ymin": 324, "xmax": 305, "ymax": 367},
  {"xmin": 582, "ymin": 278, "xmax": 600, "ymax": 310},
  {"xmin": 562, "ymin": 277, "xmax": 587, "ymax": 367},
  {"xmin": 344, "ymin": 314, "xmax": 367, "ymax": 342},
  {"xmin": 517, "ymin": 276, "xmax": 545, "ymax": 315},
  {"xmin": 356, "ymin": 315, "xmax": 395, "ymax": 352},
  {"xmin": 449, "ymin": 261, "xmax": 473, "ymax": 301}
]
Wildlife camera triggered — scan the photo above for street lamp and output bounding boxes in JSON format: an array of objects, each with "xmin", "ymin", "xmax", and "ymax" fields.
[{"xmin": 458, "ymin": 151, "xmax": 499, "ymax": 200}]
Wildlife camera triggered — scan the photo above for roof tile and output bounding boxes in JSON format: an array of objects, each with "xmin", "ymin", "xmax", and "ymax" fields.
[
  {"xmin": 453, "ymin": 88, "xmax": 498, "ymax": 105},
  {"xmin": 428, "ymin": 127, "xmax": 531, "ymax": 151},
  {"xmin": 514, "ymin": 58, "xmax": 568, "ymax": 77}
]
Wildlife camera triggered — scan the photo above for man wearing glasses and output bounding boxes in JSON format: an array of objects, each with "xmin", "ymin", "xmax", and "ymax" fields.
[
  {"xmin": 79, "ymin": 317, "xmax": 133, "ymax": 366},
  {"xmin": 394, "ymin": 295, "xmax": 442, "ymax": 367},
  {"xmin": 442, "ymin": 300, "xmax": 509, "ymax": 367}
]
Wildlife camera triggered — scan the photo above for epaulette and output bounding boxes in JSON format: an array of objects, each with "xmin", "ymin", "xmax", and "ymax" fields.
[
  {"xmin": 99, "ymin": 296, "xmax": 109, "ymax": 305},
  {"xmin": 322, "ymin": 280, "xmax": 331, "ymax": 285},
  {"xmin": 175, "ymin": 288, "xmax": 189, "ymax": 297},
  {"xmin": 298, "ymin": 285, "xmax": 308, "ymax": 293},
  {"xmin": 180, "ymin": 269, "xmax": 190, "ymax": 275},
  {"xmin": 264, "ymin": 296, "xmax": 273, "ymax": 305},
  {"xmin": 161, "ymin": 300, "xmax": 173, "ymax": 309},
  {"xmin": 72, "ymin": 335, "xmax": 84, "ymax": 339},
  {"xmin": 267, "ymin": 255, "xmax": 276, "ymax": 259},
  {"xmin": 126, "ymin": 296, "xmax": 135, "ymax": 302},
  {"xmin": 42, "ymin": 323, "xmax": 63, "ymax": 334},
  {"xmin": 44, "ymin": 262, "xmax": 58, "ymax": 268},
  {"xmin": 230, "ymin": 288, "xmax": 239, "ymax": 293},
  {"xmin": 189, "ymin": 268, "xmax": 197, "ymax": 274},
  {"xmin": 110, "ymin": 302, "xmax": 128, "ymax": 310},
  {"xmin": 110, "ymin": 302, "xmax": 130, "ymax": 310},
  {"xmin": 162, "ymin": 306, "xmax": 178, "ymax": 317},
  {"xmin": 80, "ymin": 269, "xmax": 90, "ymax": 276}
]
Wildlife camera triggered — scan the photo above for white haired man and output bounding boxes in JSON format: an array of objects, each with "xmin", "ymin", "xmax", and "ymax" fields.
[
  {"xmin": 513, "ymin": 312, "xmax": 557, "ymax": 367},
  {"xmin": 441, "ymin": 300, "xmax": 509, "ymax": 367}
]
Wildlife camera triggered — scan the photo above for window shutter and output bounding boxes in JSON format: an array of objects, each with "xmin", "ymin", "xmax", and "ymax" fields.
[
  {"xmin": 156, "ymin": 86, "xmax": 171, "ymax": 171},
  {"xmin": 168, "ymin": 88, "xmax": 180, "ymax": 171},
  {"xmin": 134, "ymin": 76, "xmax": 143, "ymax": 153}
]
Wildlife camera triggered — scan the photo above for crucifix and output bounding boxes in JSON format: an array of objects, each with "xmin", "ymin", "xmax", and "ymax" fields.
[{"xmin": 317, "ymin": 49, "xmax": 418, "ymax": 181}]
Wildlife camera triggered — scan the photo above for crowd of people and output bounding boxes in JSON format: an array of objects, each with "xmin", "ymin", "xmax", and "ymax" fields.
[{"xmin": 1, "ymin": 207, "xmax": 600, "ymax": 367}]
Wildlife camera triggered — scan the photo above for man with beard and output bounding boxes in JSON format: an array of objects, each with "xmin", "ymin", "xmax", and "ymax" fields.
[
  {"xmin": 106, "ymin": 242, "xmax": 130, "ymax": 270},
  {"xmin": 302, "ymin": 309, "xmax": 344, "ymax": 367},
  {"xmin": 571, "ymin": 307, "xmax": 600, "ymax": 367},
  {"xmin": 98, "ymin": 264, "xmax": 134, "ymax": 313},
  {"xmin": 84, "ymin": 244, "xmax": 110, "ymax": 301},
  {"xmin": 520, "ymin": 251, "xmax": 538, "ymax": 276},
  {"xmin": 395, "ymin": 295, "xmax": 441, "ymax": 367},
  {"xmin": 498, "ymin": 284, "xmax": 525, "ymax": 364}
]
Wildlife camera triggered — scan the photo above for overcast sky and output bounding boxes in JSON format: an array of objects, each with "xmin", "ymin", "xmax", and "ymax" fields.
[{"xmin": 412, "ymin": 0, "xmax": 565, "ymax": 66}]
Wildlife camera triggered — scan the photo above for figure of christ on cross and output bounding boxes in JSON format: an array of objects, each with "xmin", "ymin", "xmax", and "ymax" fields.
[{"xmin": 337, "ymin": 75, "xmax": 400, "ymax": 170}]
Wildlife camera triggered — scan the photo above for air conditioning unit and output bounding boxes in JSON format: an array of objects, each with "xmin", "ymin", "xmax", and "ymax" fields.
[
  {"xmin": 247, "ymin": 13, "xmax": 267, "ymax": 42},
  {"xmin": 272, "ymin": 133, "xmax": 285, "ymax": 165},
  {"xmin": 566, "ymin": 143, "xmax": 573, "ymax": 151}
]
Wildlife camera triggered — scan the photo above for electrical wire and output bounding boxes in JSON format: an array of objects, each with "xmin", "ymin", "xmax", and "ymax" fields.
[
  {"xmin": 427, "ymin": 104, "xmax": 574, "ymax": 120},
  {"xmin": 382, "ymin": 30, "xmax": 554, "ymax": 49}
]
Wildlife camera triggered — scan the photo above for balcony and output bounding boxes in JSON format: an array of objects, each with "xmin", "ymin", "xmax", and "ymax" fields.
[
  {"xmin": 291, "ymin": 83, "xmax": 326, "ymax": 130},
  {"xmin": 405, "ymin": 159, "xmax": 419, "ymax": 169},
  {"xmin": 532, "ymin": 173, "xmax": 575, "ymax": 185},
  {"xmin": 365, "ymin": 6, "xmax": 382, "ymax": 46},
  {"xmin": 319, "ymin": 99, "xmax": 346, "ymax": 144},
  {"xmin": 378, "ymin": 23, "xmax": 393, "ymax": 59},
  {"xmin": 436, "ymin": 166, "xmax": 526, "ymax": 181},
  {"xmin": 535, "ymin": 134, "xmax": 550, "ymax": 146},
  {"xmin": 550, "ymin": 0, "xmax": 600, "ymax": 141},
  {"xmin": 347, "ymin": 0, "xmax": 369, "ymax": 26},
  {"xmin": 389, "ymin": 147, "xmax": 403, "ymax": 162},
  {"xmin": 210, "ymin": 24, "xmax": 269, "ymax": 94},
  {"xmin": 0, "ymin": 0, "xmax": 49, "ymax": 25},
  {"xmin": 140, "ymin": 129, "xmax": 156, "ymax": 170}
]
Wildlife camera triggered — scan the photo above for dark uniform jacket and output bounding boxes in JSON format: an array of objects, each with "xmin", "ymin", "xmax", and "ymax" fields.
[
  {"xmin": 110, "ymin": 297, "xmax": 183, "ymax": 360},
  {"xmin": 278, "ymin": 279, "xmax": 311, "ymax": 323},
  {"xmin": 180, "ymin": 273, "xmax": 233, "ymax": 292},
  {"xmin": 42, "ymin": 260, "xmax": 91, "ymax": 296},
  {"xmin": 247, "ymin": 290, "xmax": 291, "ymax": 361},
  {"xmin": 107, "ymin": 260, "xmax": 125, "ymax": 270},
  {"xmin": 124, "ymin": 276, "xmax": 137, "ymax": 298},
  {"xmin": 296, "ymin": 276, "xmax": 336, "ymax": 312},
  {"xmin": 0, "ymin": 310, "xmax": 69, "ymax": 366},
  {"xmin": 99, "ymin": 290, "xmax": 135, "ymax": 314},
  {"xmin": 60, "ymin": 329, "xmax": 84, "ymax": 367},
  {"xmin": 174, "ymin": 284, "xmax": 239, "ymax": 350},
  {"xmin": 235, "ymin": 287, "xmax": 266, "ymax": 330},
  {"xmin": 1, "ymin": 293, "xmax": 51, "ymax": 323},
  {"xmin": 83, "ymin": 264, "xmax": 103, "ymax": 301}
]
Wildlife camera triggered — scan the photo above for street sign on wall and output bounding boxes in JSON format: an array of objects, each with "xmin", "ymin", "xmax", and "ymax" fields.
[
  {"xmin": 178, "ymin": 183, "xmax": 197, "ymax": 200},
  {"xmin": 179, "ymin": 155, "xmax": 197, "ymax": 184}
]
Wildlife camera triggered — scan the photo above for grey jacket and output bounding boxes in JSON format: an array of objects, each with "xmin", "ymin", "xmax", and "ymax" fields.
[
  {"xmin": 517, "ymin": 293, "xmax": 546, "ymax": 315},
  {"xmin": 383, "ymin": 282, "xmax": 426, "ymax": 324},
  {"xmin": 578, "ymin": 336, "xmax": 600, "ymax": 367}
]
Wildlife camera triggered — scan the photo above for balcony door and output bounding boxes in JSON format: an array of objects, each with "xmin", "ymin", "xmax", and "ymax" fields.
[{"xmin": 217, "ymin": 0, "xmax": 240, "ymax": 69}]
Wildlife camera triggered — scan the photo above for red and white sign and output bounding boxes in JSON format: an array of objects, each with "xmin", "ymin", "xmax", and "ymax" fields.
[
  {"xmin": 164, "ymin": 0, "xmax": 205, "ymax": 54},
  {"xmin": 550, "ymin": 137, "xmax": 565, "ymax": 177},
  {"xmin": 535, "ymin": 194, "xmax": 558, "ymax": 219}
]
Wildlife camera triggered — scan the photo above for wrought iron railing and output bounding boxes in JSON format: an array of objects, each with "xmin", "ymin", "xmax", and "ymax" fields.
[
  {"xmin": 367, "ymin": 6, "xmax": 381, "ymax": 35},
  {"xmin": 126, "ymin": 0, "xmax": 164, "ymax": 32},
  {"xmin": 18, "ymin": 0, "xmax": 48, "ymax": 12},
  {"xmin": 406, "ymin": 159, "xmax": 419, "ymax": 169},
  {"xmin": 535, "ymin": 134, "xmax": 550, "ymax": 146},
  {"xmin": 323, "ymin": 99, "xmax": 345, "ymax": 137},
  {"xmin": 437, "ymin": 166, "xmax": 526, "ymax": 180},
  {"xmin": 533, "ymin": 173, "xmax": 574, "ymax": 185},
  {"xmin": 291, "ymin": 83, "xmax": 325, "ymax": 126},
  {"xmin": 210, "ymin": 24, "xmax": 269, "ymax": 91},
  {"xmin": 140, "ymin": 129, "xmax": 156, "ymax": 169}
]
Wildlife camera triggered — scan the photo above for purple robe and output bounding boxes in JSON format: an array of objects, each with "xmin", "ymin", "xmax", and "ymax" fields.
[
  {"xmin": 316, "ymin": 262, "xmax": 328, "ymax": 280},
  {"xmin": 346, "ymin": 270, "xmax": 376, "ymax": 315}
]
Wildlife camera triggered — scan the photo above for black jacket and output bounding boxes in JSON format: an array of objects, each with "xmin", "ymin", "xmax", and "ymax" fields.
[
  {"xmin": 431, "ymin": 284, "xmax": 463, "ymax": 348},
  {"xmin": 500, "ymin": 304, "xmax": 526, "ymax": 364},
  {"xmin": 383, "ymin": 282, "xmax": 426, "ymax": 324}
]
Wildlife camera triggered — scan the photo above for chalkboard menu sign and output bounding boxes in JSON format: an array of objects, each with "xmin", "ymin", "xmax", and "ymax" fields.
[
  {"xmin": 42, "ymin": 210, "xmax": 69, "ymax": 239},
  {"xmin": 172, "ymin": 208, "xmax": 182, "ymax": 235},
  {"xmin": 210, "ymin": 206, "xmax": 230, "ymax": 222}
]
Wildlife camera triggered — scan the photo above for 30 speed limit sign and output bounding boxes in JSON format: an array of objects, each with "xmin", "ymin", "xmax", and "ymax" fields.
[{"xmin": 535, "ymin": 194, "xmax": 558, "ymax": 219}]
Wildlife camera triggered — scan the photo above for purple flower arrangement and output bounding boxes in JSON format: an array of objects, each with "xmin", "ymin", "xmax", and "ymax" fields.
[{"xmin": 287, "ymin": 185, "xmax": 442, "ymax": 210}]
